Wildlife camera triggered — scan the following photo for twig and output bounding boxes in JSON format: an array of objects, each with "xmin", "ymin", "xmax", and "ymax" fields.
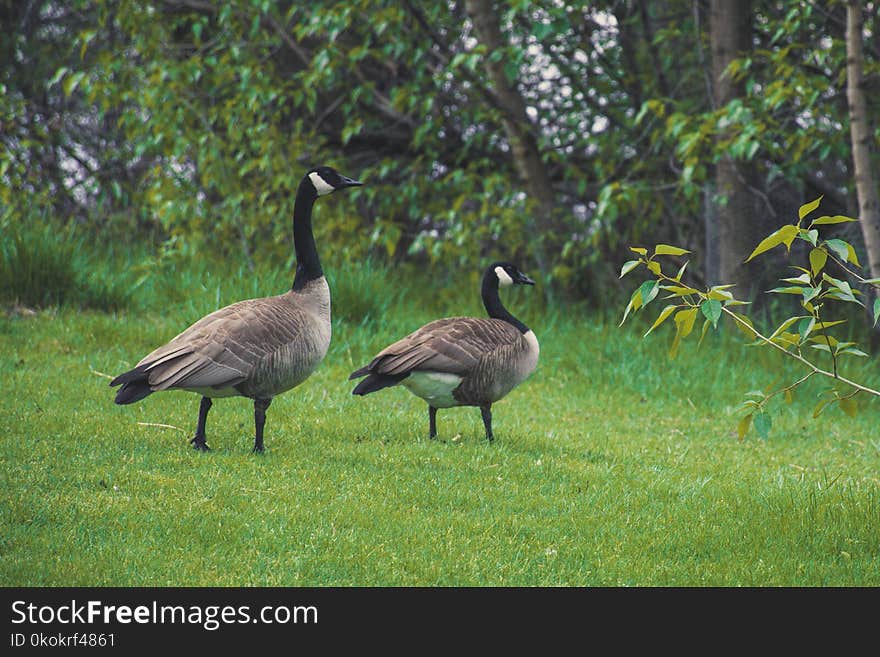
[
  {"xmin": 721, "ymin": 306, "xmax": 880, "ymax": 397},
  {"xmin": 89, "ymin": 367, "xmax": 114, "ymax": 380},
  {"xmin": 137, "ymin": 422, "xmax": 187, "ymax": 433}
]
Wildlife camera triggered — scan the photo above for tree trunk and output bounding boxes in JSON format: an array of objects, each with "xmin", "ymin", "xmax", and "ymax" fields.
[
  {"xmin": 846, "ymin": 1, "xmax": 880, "ymax": 336},
  {"xmin": 463, "ymin": 0, "xmax": 553, "ymax": 279},
  {"xmin": 709, "ymin": 0, "xmax": 762, "ymax": 299}
]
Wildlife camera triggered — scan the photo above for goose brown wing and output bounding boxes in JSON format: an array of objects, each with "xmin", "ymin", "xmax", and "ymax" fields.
[
  {"xmin": 366, "ymin": 317, "xmax": 522, "ymax": 377},
  {"xmin": 135, "ymin": 296, "xmax": 307, "ymax": 391}
]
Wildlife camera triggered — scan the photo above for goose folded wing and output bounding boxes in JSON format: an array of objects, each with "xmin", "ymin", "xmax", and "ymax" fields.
[
  {"xmin": 369, "ymin": 317, "xmax": 522, "ymax": 376},
  {"xmin": 138, "ymin": 299, "xmax": 308, "ymax": 391}
]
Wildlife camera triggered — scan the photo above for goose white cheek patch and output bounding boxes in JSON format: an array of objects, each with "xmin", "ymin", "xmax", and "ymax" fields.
[
  {"xmin": 309, "ymin": 172, "xmax": 335, "ymax": 196},
  {"xmin": 495, "ymin": 266, "xmax": 514, "ymax": 287}
]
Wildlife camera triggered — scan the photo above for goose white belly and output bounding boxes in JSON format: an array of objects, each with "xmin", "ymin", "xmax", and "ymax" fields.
[{"xmin": 403, "ymin": 371, "xmax": 463, "ymax": 408}]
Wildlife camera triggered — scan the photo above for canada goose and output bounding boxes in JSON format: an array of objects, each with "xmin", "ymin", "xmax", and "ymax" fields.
[
  {"xmin": 349, "ymin": 262, "xmax": 539, "ymax": 441},
  {"xmin": 110, "ymin": 165, "xmax": 362, "ymax": 453}
]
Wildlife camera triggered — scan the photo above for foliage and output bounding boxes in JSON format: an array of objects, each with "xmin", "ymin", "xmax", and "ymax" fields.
[
  {"xmin": 2, "ymin": 1, "xmax": 877, "ymax": 304},
  {"xmin": 620, "ymin": 196, "xmax": 880, "ymax": 439}
]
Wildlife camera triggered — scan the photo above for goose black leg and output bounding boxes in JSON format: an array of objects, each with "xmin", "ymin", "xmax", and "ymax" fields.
[
  {"xmin": 429, "ymin": 405, "xmax": 438, "ymax": 439},
  {"xmin": 480, "ymin": 404, "xmax": 493, "ymax": 442},
  {"xmin": 252, "ymin": 398, "xmax": 272, "ymax": 453},
  {"xmin": 190, "ymin": 396, "xmax": 212, "ymax": 451}
]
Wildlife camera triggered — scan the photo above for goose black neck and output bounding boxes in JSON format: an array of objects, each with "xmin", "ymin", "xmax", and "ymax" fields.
[
  {"xmin": 482, "ymin": 274, "xmax": 529, "ymax": 334},
  {"xmin": 291, "ymin": 177, "xmax": 322, "ymax": 291}
]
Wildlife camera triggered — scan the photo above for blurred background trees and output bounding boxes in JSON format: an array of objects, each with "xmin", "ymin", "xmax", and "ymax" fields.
[{"xmin": 2, "ymin": 0, "xmax": 878, "ymax": 318}]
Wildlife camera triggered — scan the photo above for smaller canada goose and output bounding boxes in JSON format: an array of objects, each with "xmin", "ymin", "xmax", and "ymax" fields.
[
  {"xmin": 110, "ymin": 165, "xmax": 362, "ymax": 453},
  {"xmin": 349, "ymin": 262, "xmax": 539, "ymax": 441}
]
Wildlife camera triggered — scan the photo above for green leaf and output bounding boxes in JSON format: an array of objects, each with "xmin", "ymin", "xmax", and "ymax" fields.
[
  {"xmin": 654, "ymin": 244, "xmax": 691, "ymax": 256},
  {"xmin": 661, "ymin": 284, "xmax": 700, "ymax": 296},
  {"xmin": 846, "ymin": 243, "xmax": 861, "ymax": 267},
  {"xmin": 800, "ymin": 229, "xmax": 819, "ymax": 246},
  {"xmin": 675, "ymin": 260, "xmax": 689, "ymax": 281},
  {"xmin": 802, "ymin": 286, "xmax": 821, "ymax": 304},
  {"xmin": 644, "ymin": 304, "xmax": 678, "ymax": 337},
  {"xmin": 784, "ymin": 389, "xmax": 793, "ymax": 404},
  {"xmin": 874, "ymin": 298, "xmax": 880, "ymax": 327},
  {"xmin": 62, "ymin": 71, "xmax": 85, "ymax": 97},
  {"xmin": 629, "ymin": 247, "xmax": 648, "ymax": 255},
  {"xmin": 824, "ymin": 239, "xmax": 852, "ymax": 264},
  {"xmin": 707, "ymin": 286, "xmax": 735, "ymax": 301},
  {"xmin": 813, "ymin": 398, "xmax": 833, "ymax": 418},
  {"xmin": 798, "ymin": 195, "xmax": 823, "ymax": 221},
  {"xmin": 620, "ymin": 284, "xmax": 647, "ymax": 326},
  {"xmin": 768, "ymin": 286, "xmax": 804, "ymax": 295},
  {"xmin": 809, "ymin": 248, "xmax": 827, "ymax": 276},
  {"xmin": 48, "ymin": 66, "xmax": 69, "ymax": 87},
  {"xmin": 838, "ymin": 398, "xmax": 857, "ymax": 417},
  {"xmin": 638, "ymin": 280, "xmax": 660, "ymax": 308},
  {"xmin": 620, "ymin": 260, "xmax": 640, "ymax": 278},
  {"xmin": 815, "ymin": 320, "xmax": 847, "ymax": 330},
  {"xmin": 731, "ymin": 312, "xmax": 758, "ymax": 339},
  {"xmin": 797, "ymin": 317, "xmax": 816, "ymax": 341},
  {"xmin": 753, "ymin": 411, "xmax": 772, "ymax": 439},
  {"xmin": 745, "ymin": 224, "xmax": 799, "ymax": 262},
  {"xmin": 769, "ymin": 316, "xmax": 806, "ymax": 340},
  {"xmin": 619, "ymin": 298, "xmax": 636, "ymax": 327},
  {"xmin": 700, "ymin": 299, "xmax": 722, "ymax": 328},
  {"xmin": 821, "ymin": 273, "xmax": 860, "ymax": 303},
  {"xmin": 781, "ymin": 273, "xmax": 812, "ymax": 285},
  {"xmin": 839, "ymin": 348, "xmax": 869, "ymax": 358},
  {"xmin": 697, "ymin": 317, "xmax": 712, "ymax": 347},
  {"xmin": 737, "ymin": 414, "xmax": 752, "ymax": 439},
  {"xmin": 811, "ymin": 214, "xmax": 857, "ymax": 225},
  {"xmin": 674, "ymin": 307, "xmax": 698, "ymax": 339}
]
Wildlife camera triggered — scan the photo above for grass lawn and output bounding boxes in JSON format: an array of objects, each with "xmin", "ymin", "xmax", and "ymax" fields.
[{"xmin": 1, "ymin": 262, "xmax": 878, "ymax": 586}]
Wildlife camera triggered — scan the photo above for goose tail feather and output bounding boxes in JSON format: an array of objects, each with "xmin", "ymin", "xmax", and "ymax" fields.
[
  {"xmin": 351, "ymin": 372, "xmax": 407, "ymax": 396},
  {"xmin": 110, "ymin": 365, "xmax": 153, "ymax": 405}
]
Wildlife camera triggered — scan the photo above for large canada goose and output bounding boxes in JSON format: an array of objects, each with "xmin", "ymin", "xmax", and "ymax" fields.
[
  {"xmin": 349, "ymin": 262, "xmax": 539, "ymax": 441},
  {"xmin": 110, "ymin": 165, "xmax": 362, "ymax": 453}
]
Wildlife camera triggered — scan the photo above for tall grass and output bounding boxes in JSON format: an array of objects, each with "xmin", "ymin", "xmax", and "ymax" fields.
[{"xmin": 1, "ymin": 217, "xmax": 133, "ymax": 311}]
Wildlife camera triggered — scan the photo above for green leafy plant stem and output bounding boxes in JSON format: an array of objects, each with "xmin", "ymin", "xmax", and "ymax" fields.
[
  {"xmin": 640, "ymin": 259, "xmax": 879, "ymax": 400},
  {"xmin": 812, "ymin": 296, "xmax": 839, "ymax": 378},
  {"xmin": 720, "ymin": 306, "xmax": 880, "ymax": 398}
]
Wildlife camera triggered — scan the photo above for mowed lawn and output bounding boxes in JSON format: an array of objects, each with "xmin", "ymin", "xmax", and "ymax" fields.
[{"xmin": 2, "ymin": 275, "xmax": 879, "ymax": 586}]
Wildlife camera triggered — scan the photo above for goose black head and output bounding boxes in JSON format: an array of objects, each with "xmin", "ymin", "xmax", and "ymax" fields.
[
  {"xmin": 489, "ymin": 262, "xmax": 536, "ymax": 288},
  {"xmin": 307, "ymin": 166, "xmax": 363, "ymax": 197}
]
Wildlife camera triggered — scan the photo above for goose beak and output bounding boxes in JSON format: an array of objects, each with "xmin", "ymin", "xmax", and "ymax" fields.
[
  {"xmin": 339, "ymin": 175, "xmax": 363, "ymax": 188},
  {"xmin": 516, "ymin": 273, "xmax": 536, "ymax": 286}
]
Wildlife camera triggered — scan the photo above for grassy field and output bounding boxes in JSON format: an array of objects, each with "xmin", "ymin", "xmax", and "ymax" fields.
[{"xmin": 1, "ymin": 259, "xmax": 879, "ymax": 586}]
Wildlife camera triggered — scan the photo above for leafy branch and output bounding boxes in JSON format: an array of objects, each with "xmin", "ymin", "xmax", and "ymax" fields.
[{"xmin": 619, "ymin": 196, "xmax": 880, "ymax": 439}]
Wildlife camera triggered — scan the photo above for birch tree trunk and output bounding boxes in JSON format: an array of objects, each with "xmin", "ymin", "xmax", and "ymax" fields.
[{"xmin": 845, "ymin": 1, "xmax": 880, "ymax": 332}]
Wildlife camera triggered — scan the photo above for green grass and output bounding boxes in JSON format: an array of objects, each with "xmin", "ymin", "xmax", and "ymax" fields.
[{"xmin": 1, "ymin": 259, "xmax": 879, "ymax": 586}]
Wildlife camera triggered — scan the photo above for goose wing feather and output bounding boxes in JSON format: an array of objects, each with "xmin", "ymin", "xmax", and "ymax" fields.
[
  {"xmin": 365, "ymin": 317, "xmax": 522, "ymax": 377},
  {"xmin": 135, "ymin": 295, "xmax": 309, "ymax": 391}
]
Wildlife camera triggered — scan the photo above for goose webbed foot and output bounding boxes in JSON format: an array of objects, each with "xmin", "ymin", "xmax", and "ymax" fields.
[{"xmin": 190, "ymin": 435, "xmax": 210, "ymax": 451}]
